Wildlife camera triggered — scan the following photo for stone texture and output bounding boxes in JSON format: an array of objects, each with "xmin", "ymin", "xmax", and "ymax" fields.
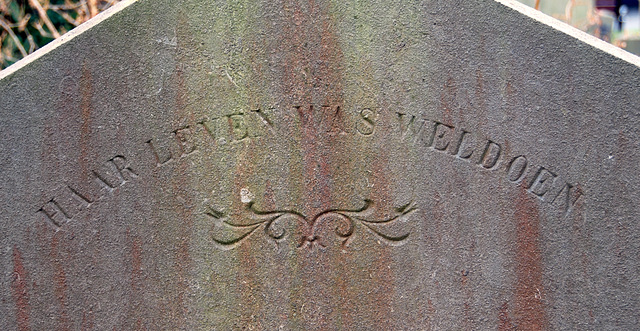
[{"xmin": 1, "ymin": 0, "xmax": 640, "ymax": 329}]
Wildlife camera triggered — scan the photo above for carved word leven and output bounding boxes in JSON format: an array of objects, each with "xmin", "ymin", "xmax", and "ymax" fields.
[
  {"xmin": 396, "ymin": 113, "xmax": 583, "ymax": 216},
  {"xmin": 38, "ymin": 155, "xmax": 138, "ymax": 228},
  {"xmin": 145, "ymin": 105, "xmax": 376, "ymax": 168},
  {"xmin": 145, "ymin": 108, "xmax": 274, "ymax": 166},
  {"xmin": 206, "ymin": 198, "xmax": 417, "ymax": 250},
  {"xmin": 36, "ymin": 104, "xmax": 376, "ymax": 229}
]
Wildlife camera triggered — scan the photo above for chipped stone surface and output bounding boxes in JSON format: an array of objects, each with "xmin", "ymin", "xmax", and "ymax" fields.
[{"xmin": 1, "ymin": 0, "xmax": 640, "ymax": 329}]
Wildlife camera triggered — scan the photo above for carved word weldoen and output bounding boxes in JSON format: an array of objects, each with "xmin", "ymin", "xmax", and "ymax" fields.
[{"xmin": 396, "ymin": 113, "xmax": 583, "ymax": 216}]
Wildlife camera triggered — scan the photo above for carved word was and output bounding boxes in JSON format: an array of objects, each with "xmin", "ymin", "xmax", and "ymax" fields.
[
  {"xmin": 145, "ymin": 105, "xmax": 377, "ymax": 168},
  {"xmin": 293, "ymin": 104, "xmax": 376, "ymax": 136}
]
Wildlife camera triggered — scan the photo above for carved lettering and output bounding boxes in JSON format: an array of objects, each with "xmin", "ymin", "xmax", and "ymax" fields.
[
  {"xmin": 451, "ymin": 129, "xmax": 473, "ymax": 159},
  {"xmin": 550, "ymin": 182, "xmax": 583, "ymax": 215},
  {"xmin": 198, "ymin": 117, "xmax": 224, "ymax": 144},
  {"xmin": 173, "ymin": 126, "xmax": 197, "ymax": 156},
  {"xmin": 146, "ymin": 138, "xmax": 173, "ymax": 166},
  {"xmin": 110, "ymin": 155, "xmax": 138, "ymax": 183},
  {"xmin": 39, "ymin": 199, "xmax": 70, "ymax": 227},
  {"xmin": 35, "ymin": 106, "xmax": 587, "ymax": 233},
  {"xmin": 528, "ymin": 167, "xmax": 557, "ymax": 199},
  {"xmin": 479, "ymin": 140, "xmax": 502, "ymax": 169},
  {"xmin": 37, "ymin": 154, "xmax": 138, "ymax": 228},
  {"xmin": 507, "ymin": 156, "xmax": 528, "ymax": 183},
  {"xmin": 38, "ymin": 185, "xmax": 93, "ymax": 228},
  {"xmin": 293, "ymin": 104, "xmax": 347, "ymax": 134},
  {"xmin": 250, "ymin": 108, "xmax": 273, "ymax": 127},
  {"xmin": 397, "ymin": 114, "xmax": 583, "ymax": 215},
  {"xmin": 66, "ymin": 185, "xmax": 93, "ymax": 211},
  {"xmin": 356, "ymin": 108, "xmax": 375, "ymax": 136},
  {"xmin": 321, "ymin": 105, "xmax": 345, "ymax": 133},
  {"xmin": 227, "ymin": 114, "xmax": 249, "ymax": 141},
  {"xmin": 396, "ymin": 112, "xmax": 437, "ymax": 145},
  {"xmin": 249, "ymin": 108, "xmax": 274, "ymax": 136},
  {"xmin": 295, "ymin": 105, "xmax": 313, "ymax": 127},
  {"xmin": 397, "ymin": 112, "xmax": 418, "ymax": 140},
  {"xmin": 92, "ymin": 170, "xmax": 117, "ymax": 192},
  {"xmin": 432, "ymin": 122, "xmax": 455, "ymax": 151}
]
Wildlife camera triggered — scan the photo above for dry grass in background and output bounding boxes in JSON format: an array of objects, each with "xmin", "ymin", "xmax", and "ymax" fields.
[
  {"xmin": 0, "ymin": 0, "xmax": 121, "ymax": 69},
  {"xmin": 0, "ymin": 0, "xmax": 637, "ymax": 71}
]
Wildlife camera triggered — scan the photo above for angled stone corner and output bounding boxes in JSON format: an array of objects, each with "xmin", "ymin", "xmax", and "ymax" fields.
[{"xmin": 1, "ymin": 0, "xmax": 640, "ymax": 329}]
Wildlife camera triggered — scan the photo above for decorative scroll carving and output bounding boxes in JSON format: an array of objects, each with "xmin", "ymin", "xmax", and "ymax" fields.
[{"xmin": 207, "ymin": 199, "xmax": 417, "ymax": 250}]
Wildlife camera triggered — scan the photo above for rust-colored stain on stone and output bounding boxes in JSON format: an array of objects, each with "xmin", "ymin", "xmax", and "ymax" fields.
[
  {"xmin": 513, "ymin": 185, "xmax": 547, "ymax": 330},
  {"xmin": 80, "ymin": 62, "xmax": 93, "ymax": 177},
  {"xmin": 3, "ymin": 0, "xmax": 640, "ymax": 329},
  {"xmin": 127, "ymin": 229, "xmax": 144, "ymax": 328},
  {"xmin": 498, "ymin": 301, "xmax": 515, "ymax": 331},
  {"xmin": 50, "ymin": 233, "xmax": 71, "ymax": 330},
  {"xmin": 11, "ymin": 246, "xmax": 31, "ymax": 331}
]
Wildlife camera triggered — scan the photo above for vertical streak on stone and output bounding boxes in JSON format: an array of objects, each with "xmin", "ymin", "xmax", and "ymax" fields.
[
  {"xmin": 514, "ymin": 185, "xmax": 547, "ymax": 330},
  {"xmin": 309, "ymin": 4, "xmax": 354, "ymax": 328},
  {"xmin": 127, "ymin": 229, "xmax": 143, "ymax": 328},
  {"xmin": 278, "ymin": 0, "xmax": 346, "ymax": 328},
  {"xmin": 50, "ymin": 233, "xmax": 70, "ymax": 331},
  {"xmin": 235, "ymin": 147, "xmax": 262, "ymax": 327},
  {"xmin": 286, "ymin": 1, "xmax": 329, "ymax": 326},
  {"xmin": 12, "ymin": 246, "xmax": 31, "ymax": 331},
  {"xmin": 498, "ymin": 301, "xmax": 514, "ymax": 330},
  {"xmin": 79, "ymin": 62, "xmax": 93, "ymax": 188},
  {"xmin": 171, "ymin": 14, "xmax": 195, "ymax": 328},
  {"xmin": 369, "ymin": 153, "xmax": 394, "ymax": 330}
]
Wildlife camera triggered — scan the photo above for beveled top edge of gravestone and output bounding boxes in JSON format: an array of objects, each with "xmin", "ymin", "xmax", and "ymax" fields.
[
  {"xmin": 0, "ymin": 0, "xmax": 138, "ymax": 81},
  {"xmin": 0, "ymin": 0, "xmax": 639, "ymax": 84},
  {"xmin": 496, "ymin": 0, "xmax": 640, "ymax": 67}
]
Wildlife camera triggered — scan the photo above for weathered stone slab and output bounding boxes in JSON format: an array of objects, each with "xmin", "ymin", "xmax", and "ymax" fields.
[{"xmin": 1, "ymin": 0, "xmax": 640, "ymax": 329}]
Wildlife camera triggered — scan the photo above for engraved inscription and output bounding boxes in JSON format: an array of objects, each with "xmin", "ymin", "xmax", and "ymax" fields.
[
  {"xmin": 292, "ymin": 104, "xmax": 376, "ymax": 136},
  {"xmin": 37, "ymin": 155, "xmax": 138, "ymax": 228},
  {"xmin": 36, "ymin": 100, "xmax": 583, "ymax": 235},
  {"xmin": 143, "ymin": 104, "xmax": 377, "ymax": 171},
  {"xmin": 396, "ymin": 113, "xmax": 584, "ymax": 216},
  {"xmin": 173, "ymin": 126, "xmax": 198, "ymax": 157},
  {"xmin": 207, "ymin": 198, "xmax": 417, "ymax": 250},
  {"xmin": 356, "ymin": 108, "xmax": 376, "ymax": 136}
]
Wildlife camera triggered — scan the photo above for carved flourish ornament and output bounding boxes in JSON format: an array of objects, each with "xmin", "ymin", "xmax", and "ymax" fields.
[{"xmin": 206, "ymin": 199, "xmax": 417, "ymax": 250}]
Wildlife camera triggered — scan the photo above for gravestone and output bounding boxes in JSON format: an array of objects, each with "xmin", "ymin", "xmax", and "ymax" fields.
[{"xmin": 1, "ymin": 0, "xmax": 640, "ymax": 329}]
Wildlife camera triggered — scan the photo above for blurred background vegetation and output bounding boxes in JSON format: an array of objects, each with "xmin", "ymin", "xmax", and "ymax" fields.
[
  {"xmin": 518, "ymin": 0, "xmax": 640, "ymax": 54},
  {"xmin": 1, "ymin": 0, "xmax": 639, "ymax": 71},
  {"xmin": 1, "ymin": 0, "xmax": 120, "ymax": 69}
]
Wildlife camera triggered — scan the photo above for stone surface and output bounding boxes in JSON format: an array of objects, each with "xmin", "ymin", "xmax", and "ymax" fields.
[{"xmin": 1, "ymin": 0, "xmax": 640, "ymax": 329}]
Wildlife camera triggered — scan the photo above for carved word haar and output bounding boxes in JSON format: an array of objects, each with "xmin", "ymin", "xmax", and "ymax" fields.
[
  {"xmin": 37, "ymin": 105, "xmax": 375, "ymax": 229},
  {"xmin": 206, "ymin": 198, "xmax": 417, "ymax": 250},
  {"xmin": 37, "ymin": 107, "xmax": 582, "ymax": 229},
  {"xmin": 37, "ymin": 155, "xmax": 138, "ymax": 228},
  {"xmin": 396, "ymin": 113, "xmax": 583, "ymax": 216}
]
